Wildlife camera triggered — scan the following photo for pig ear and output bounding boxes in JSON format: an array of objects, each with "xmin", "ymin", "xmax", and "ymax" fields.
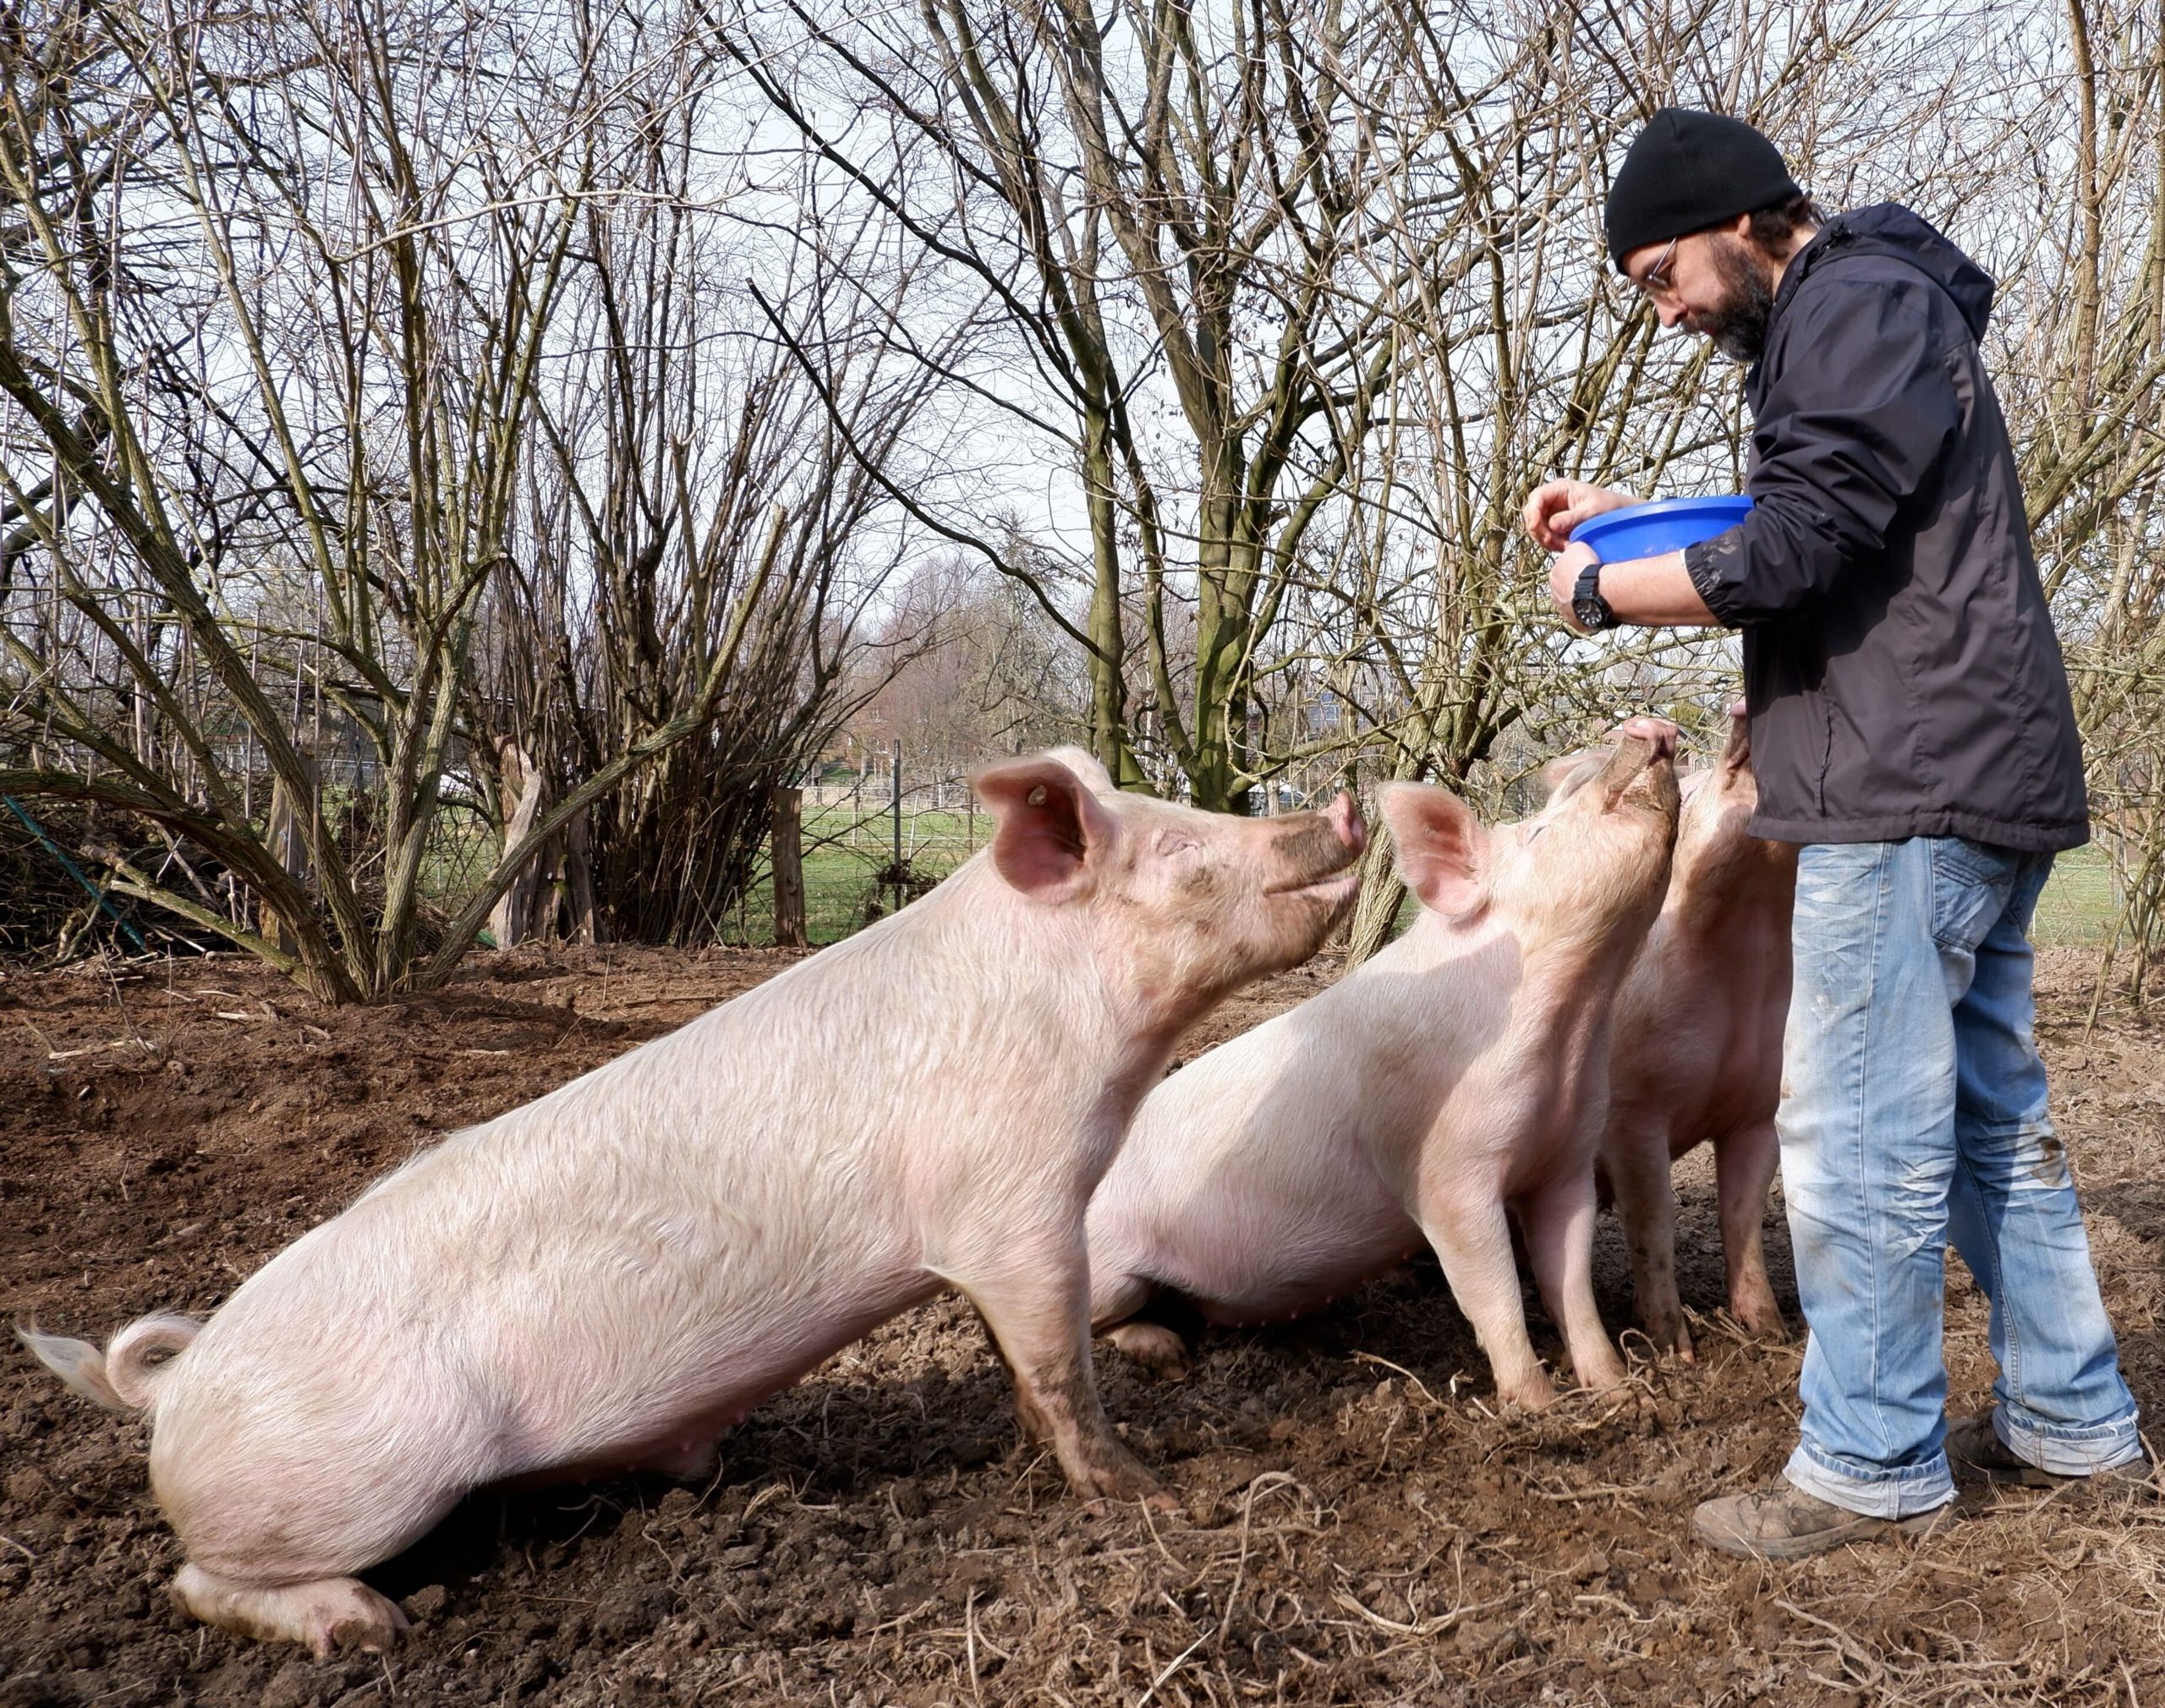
[
  {"xmin": 973, "ymin": 758, "xmax": 1119, "ymax": 902},
  {"xmin": 1380, "ymin": 784, "xmax": 1488, "ymax": 920},
  {"xmin": 1041, "ymin": 745, "xmax": 1116, "ymax": 796},
  {"xmin": 1535, "ymin": 748, "xmax": 1609, "ymax": 804},
  {"xmin": 1532, "ymin": 757, "xmax": 1581, "ymax": 802}
]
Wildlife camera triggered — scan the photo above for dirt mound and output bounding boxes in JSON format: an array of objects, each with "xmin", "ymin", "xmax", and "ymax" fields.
[{"xmin": 3, "ymin": 944, "xmax": 2159, "ymax": 1705}]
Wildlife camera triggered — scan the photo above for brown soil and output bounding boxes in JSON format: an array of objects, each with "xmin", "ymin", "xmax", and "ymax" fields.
[{"xmin": 3, "ymin": 944, "xmax": 2160, "ymax": 1706}]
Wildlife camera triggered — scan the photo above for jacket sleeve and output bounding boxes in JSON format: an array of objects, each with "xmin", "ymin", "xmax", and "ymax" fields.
[{"xmin": 1683, "ymin": 278, "xmax": 1960, "ymax": 627}]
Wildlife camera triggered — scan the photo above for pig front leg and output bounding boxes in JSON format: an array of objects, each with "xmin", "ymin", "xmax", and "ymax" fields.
[
  {"xmin": 949, "ymin": 1234, "xmax": 1173, "ymax": 1508},
  {"xmin": 1416, "ymin": 1189, "xmax": 1554, "ymax": 1409},
  {"xmin": 1603, "ymin": 1122, "xmax": 1693, "ymax": 1360},
  {"xmin": 1714, "ymin": 1119, "xmax": 1787, "ymax": 1339},
  {"xmin": 1518, "ymin": 1170, "xmax": 1629, "ymax": 1393}
]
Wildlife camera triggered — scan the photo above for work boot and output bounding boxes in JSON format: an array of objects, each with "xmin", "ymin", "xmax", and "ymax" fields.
[
  {"xmin": 1945, "ymin": 1410, "xmax": 2152, "ymax": 1490},
  {"xmin": 1691, "ymin": 1478, "xmax": 1959, "ymax": 1560}
]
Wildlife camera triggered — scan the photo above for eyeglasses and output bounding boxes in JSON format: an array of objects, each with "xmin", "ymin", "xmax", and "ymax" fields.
[{"xmin": 1632, "ymin": 233, "xmax": 1681, "ymax": 298}]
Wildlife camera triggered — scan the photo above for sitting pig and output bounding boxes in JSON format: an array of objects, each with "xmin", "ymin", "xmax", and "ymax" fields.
[
  {"xmin": 1087, "ymin": 719, "xmax": 1680, "ymax": 1410},
  {"xmin": 20, "ymin": 749, "xmax": 1364, "ymax": 1657},
  {"xmin": 1598, "ymin": 704, "xmax": 1795, "ymax": 1358}
]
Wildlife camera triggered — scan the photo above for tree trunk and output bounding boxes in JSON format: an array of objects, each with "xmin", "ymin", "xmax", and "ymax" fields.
[
  {"xmin": 1342, "ymin": 830, "xmax": 1407, "ymax": 968},
  {"xmin": 563, "ymin": 805, "xmax": 600, "ymax": 944},
  {"xmin": 770, "ymin": 786, "xmax": 807, "ymax": 950}
]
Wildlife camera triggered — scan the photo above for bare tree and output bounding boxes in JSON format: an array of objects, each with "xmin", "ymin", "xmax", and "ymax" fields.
[{"xmin": 0, "ymin": 0, "xmax": 930, "ymax": 993}]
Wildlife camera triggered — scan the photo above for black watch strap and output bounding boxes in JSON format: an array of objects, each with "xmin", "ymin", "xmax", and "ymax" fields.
[{"xmin": 1572, "ymin": 559, "xmax": 1614, "ymax": 631}]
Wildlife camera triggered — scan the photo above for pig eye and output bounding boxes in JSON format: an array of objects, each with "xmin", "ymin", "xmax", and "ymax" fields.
[{"xmin": 1153, "ymin": 828, "xmax": 1200, "ymax": 857}]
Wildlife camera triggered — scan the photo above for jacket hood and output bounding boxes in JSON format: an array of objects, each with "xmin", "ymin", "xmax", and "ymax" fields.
[{"xmin": 1782, "ymin": 203, "xmax": 1996, "ymax": 341}]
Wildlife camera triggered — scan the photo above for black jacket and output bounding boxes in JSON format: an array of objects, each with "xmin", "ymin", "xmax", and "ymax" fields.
[{"xmin": 1682, "ymin": 203, "xmax": 2088, "ymax": 851}]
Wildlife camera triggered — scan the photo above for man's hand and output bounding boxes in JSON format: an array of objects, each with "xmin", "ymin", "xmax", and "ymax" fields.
[
  {"xmin": 1521, "ymin": 479, "xmax": 1641, "ymax": 552},
  {"xmin": 1549, "ymin": 541, "xmax": 1601, "ymax": 634}
]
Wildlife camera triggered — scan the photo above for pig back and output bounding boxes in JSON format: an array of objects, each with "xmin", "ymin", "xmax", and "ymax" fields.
[
  {"xmin": 1089, "ymin": 928, "xmax": 1538, "ymax": 1317},
  {"xmin": 157, "ymin": 907, "xmax": 1116, "ymax": 1495}
]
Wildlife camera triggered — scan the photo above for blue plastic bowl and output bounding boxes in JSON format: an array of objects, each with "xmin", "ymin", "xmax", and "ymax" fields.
[{"xmin": 1570, "ymin": 495, "xmax": 1754, "ymax": 560}]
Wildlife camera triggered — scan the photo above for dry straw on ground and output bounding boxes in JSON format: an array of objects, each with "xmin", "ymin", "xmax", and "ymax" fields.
[{"xmin": 2, "ymin": 944, "xmax": 2159, "ymax": 1705}]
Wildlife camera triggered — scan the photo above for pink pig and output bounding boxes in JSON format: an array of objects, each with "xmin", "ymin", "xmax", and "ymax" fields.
[
  {"xmin": 1086, "ymin": 720, "xmax": 1680, "ymax": 1410},
  {"xmin": 21, "ymin": 749, "xmax": 1363, "ymax": 1657},
  {"xmin": 1598, "ymin": 704, "xmax": 1795, "ymax": 1359}
]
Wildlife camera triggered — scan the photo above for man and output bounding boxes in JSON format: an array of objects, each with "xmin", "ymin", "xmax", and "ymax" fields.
[{"xmin": 1523, "ymin": 107, "xmax": 2145, "ymax": 1559}]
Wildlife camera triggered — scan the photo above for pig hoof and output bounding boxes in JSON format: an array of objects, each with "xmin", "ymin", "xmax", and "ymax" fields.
[
  {"xmin": 1069, "ymin": 1441, "xmax": 1176, "ymax": 1511},
  {"xmin": 1571, "ymin": 1357, "xmax": 1631, "ymax": 1393},
  {"xmin": 1082, "ymin": 1483, "xmax": 1181, "ymax": 1518},
  {"xmin": 1658, "ymin": 1329, "xmax": 1696, "ymax": 1365},
  {"xmin": 172, "ymin": 1564, "xmax": 410, "ymax": 1657},
  {"xmin": 1106, "ymin": 1322, "xmax": 1192, "ymax": 1379}
]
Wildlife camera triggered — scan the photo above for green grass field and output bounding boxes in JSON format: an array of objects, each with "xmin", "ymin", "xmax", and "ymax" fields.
[
  {"xmin": 731, "ymin": 807, "xmax": 985, "ymax": 946},
  {"xmin": 2031, "ymin": 840, "xmax": 2118, "ymax": 948}
]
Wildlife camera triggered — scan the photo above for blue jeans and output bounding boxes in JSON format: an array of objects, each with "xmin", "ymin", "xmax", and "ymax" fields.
[{"xmin": 1779, "ymin": 838, "xmax": 2140, "ymax": 1517}]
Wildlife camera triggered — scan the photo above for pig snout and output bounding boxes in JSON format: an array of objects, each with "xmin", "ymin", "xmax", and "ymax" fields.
[
  {"xmin": 1265, "ymin": 792, "xmax": 1366, "ymax": 893},
  {"xmin": 1326, "ymin": 790, "xmax": 1367, "ymax": 860},
  {"xmin": 1592, "ymin": 716, "xmax": 1680, "ymax": 805},
  {"xmin": 1617, "ymin": 715, "xmax": 1679, "ymax": 763}
]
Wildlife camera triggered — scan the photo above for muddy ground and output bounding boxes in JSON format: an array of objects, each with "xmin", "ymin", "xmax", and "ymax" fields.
[{"xmin": 2, "ymin": 943, "xmax": 2159, "ymax": 1706}]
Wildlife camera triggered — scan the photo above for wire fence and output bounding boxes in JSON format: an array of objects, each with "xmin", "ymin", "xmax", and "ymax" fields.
[
  {"xmin": 721, "ymin": 749, "xmax": 1364, "ymax": 947},
  {"xmin": 3, "ymin": 753, "xmax": 2126, "ymax": 961},
  {"xmin": 721, "ymin": 765, "xmax": 998, "ymax": 946}
]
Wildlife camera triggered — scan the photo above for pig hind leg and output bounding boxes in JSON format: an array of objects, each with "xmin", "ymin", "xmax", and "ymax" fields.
[
  {"xmin": 1415, "ymin": 1189, "xmax": 1554, "ymax": 1410},
  {"xmin": 1714, "ymin": 1119, "xmax": 1787, "ymax": 1339},
  {"xmin": 1517, "ymin": 1171, "xmax": 1629, "ymax": 1394},
  {"xmin": 171, "ymin": 1564, "xmax": 408, "ymax": 1660},
  {"xmin": 1091, "ymin": 1265, "xmax": 1195, "ymax": 1378},
  {"xmin": 951, "ymin": 1234, "xmax": 1170, "ymax": 1507},
  {"xmin": 1104, "ymin": 1321, "xmax": 1190, "ymax": 1377},
  {"xmin": 1604, "ymin": 1121, "xmax": 1692, "ymax": 1360}
]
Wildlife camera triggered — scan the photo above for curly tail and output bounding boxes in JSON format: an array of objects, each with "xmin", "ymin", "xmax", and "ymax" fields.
[{"xmin": 18, "ymin": 1313, "xmax": 202, "ymax": 1412}]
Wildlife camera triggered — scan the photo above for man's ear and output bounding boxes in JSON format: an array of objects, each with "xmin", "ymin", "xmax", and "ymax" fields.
[
  {"xmin": 973, "ymin": 757, "xmax": 1119, "ymax": 902},
  {"xmin": 1379, "ymin": 784, "xmax": 1488, "ymax": 920}
]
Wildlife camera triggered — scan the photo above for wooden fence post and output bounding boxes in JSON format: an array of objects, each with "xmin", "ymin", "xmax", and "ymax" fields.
[
  {"xmin": 490, "ymin": 740, "xmax": 547, "ymax": 949},
  {"xmin": 890, "ymin": 739, "xmax": 903, "ymax": 917},
  {"xmin": 771, "ymin": 786, "xmax": 807, "ymax": 949}
]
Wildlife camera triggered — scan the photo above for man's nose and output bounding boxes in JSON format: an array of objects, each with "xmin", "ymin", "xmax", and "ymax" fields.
[{"xmin": 1658, "ymin": 300, "xmax": 1687, "ymax": 331}]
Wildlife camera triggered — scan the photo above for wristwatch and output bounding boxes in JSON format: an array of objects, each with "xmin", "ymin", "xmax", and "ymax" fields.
[{"xmin": 1571, "ymin": 558, "xmax": 1616, "ymax": 631}]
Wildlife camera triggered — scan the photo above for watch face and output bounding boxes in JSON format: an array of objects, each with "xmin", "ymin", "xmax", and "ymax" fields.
[{"xmin": 1573, "ymin": 595, "xmax": 1609, "ymax": 630}]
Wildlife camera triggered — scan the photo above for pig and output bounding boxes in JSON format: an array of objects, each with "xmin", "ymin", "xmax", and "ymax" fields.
[
  {"xmin": 1598, "ymin": 704, "xmax": 1795, "ymax": 1359},
  {"xmin": 19, "ymin": 748, "xmax": 1364, "ymax": 1658},
  {"xmin": 1086, "ymin": 719, "xmax": 1680, "ymax": 1410}
]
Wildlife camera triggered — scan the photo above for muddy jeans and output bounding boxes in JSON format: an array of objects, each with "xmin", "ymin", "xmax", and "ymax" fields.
[{"xmin": 1779, "ymin": 837, "xmax": 2141, "ymax": 1518}]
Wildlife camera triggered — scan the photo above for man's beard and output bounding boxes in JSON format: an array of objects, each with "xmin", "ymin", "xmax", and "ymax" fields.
[{"xmin": 1694, "ymin": 235, "xmax": 1778, "ymax": 364}]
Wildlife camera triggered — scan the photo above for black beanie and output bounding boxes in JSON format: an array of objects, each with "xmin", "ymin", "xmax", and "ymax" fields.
[{"xmin": 1604, "ymin": 108, "xmax": 1802, "ymax": 271}]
